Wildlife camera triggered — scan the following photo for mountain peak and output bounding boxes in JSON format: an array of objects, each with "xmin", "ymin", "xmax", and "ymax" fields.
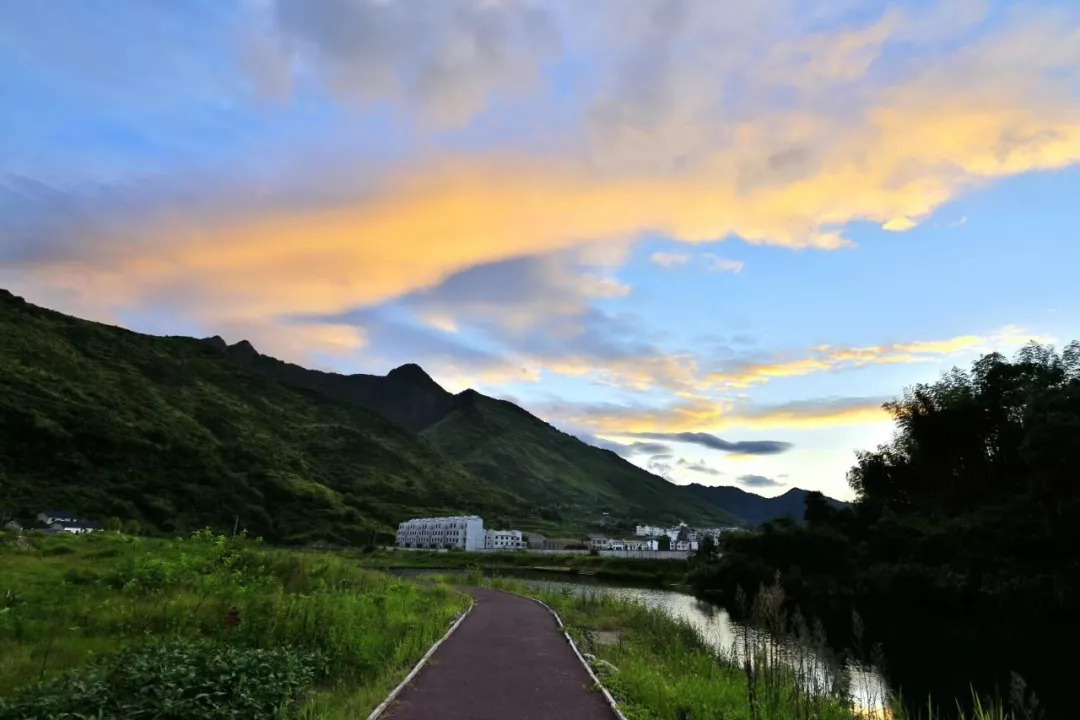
[
  {"xmin": 202, "ymin": 335, "xmax": 227, "ymax": 352},
  {"xmin": 226, "ymin": 340, "xmax": 259, "ymax": 364},
  {"xmin": 387, "ymin": 363, "xmax": 436, "ymax": 385}
]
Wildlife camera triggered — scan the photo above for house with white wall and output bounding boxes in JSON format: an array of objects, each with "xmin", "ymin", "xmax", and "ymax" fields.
[
  {"xmin": 395, "ymin": 515, "xmax": 485, "ymax": 551},
  {"xmin": 484, "ymin": 529, "xmax": 524, "ymax": 550}
]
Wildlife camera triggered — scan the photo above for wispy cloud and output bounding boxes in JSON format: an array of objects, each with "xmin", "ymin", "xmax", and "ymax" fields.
[
  {"xmin": 649, "ymin": 251, "xmax": 692, "ymax": 268},
  {"xmin": 702, "ymin": 254, "xmax": 744, "ymax": 273},
  {"xmin": 625, "ymin": 431, "xmax": 791, "ymax": 455},
  {"xmin": 681, "ymin": 460, "xmax": 723, "ymax": 476},
  {"xmin": 707, "ymin": 327, "xmax": 1049, "ymax": 389},
  {"xmin": 737, "ymin": 474, "xmax": 785, "ymax": 488},
  {"xmin": 544, "ymin": 394, "xmax": 893, "ymax": 434}
]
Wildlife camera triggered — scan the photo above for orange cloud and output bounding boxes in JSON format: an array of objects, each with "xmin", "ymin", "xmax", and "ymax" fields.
[
  {"xmin": 563, "ymin": 395, "xmax": 891, "ymax": 434},
  {"xmin": 7, "ymin": 4, "xmax": 1080, "ymax": 365},
  {"xmin": 707, "ymin": 326, "xmax": 1049, "ymax": 389}
]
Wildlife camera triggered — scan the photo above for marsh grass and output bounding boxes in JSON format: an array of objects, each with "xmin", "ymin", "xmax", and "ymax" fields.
[
  {"xmin": 0, "ymin": 530, "xmax": 468, "ymax": 718},
  {"xmin": 467, "ymin": 575, "xmax": 1019, "ymax": 720}
]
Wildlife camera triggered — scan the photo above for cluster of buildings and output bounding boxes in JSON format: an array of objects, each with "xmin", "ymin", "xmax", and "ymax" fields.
[
  {"xmin": 395, "ymin": 516, "xmax": 526, "ymax": 551},
  {"xmin": 395, "ymin": 515, "xmax": 738, "ymax": 553},
  {"xmin": 35, "ymin": 510, "xmax": 97, "ymax": 534},
  {"xmin": 632, "ymin": 522, "xmax": 743, "ymax": 551}
]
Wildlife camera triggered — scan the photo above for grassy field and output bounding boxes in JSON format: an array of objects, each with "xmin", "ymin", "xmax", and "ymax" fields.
[
  {"xmin": 353, "ymin": 547, "xmax": 689, "ymax": 584},
  {"xmin": 466, "ymin": 576, "xmax": 1012, "ymax": 720},
  {"xmin": 0, "ymin": 530, "xmax": 468, "ymax": 719}
]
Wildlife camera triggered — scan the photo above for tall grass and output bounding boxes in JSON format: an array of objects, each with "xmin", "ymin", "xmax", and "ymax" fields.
[
  {"xmin": 476, "ymin": 575, "xmax": 1018, "ymax": 720},
  {"xmin": 0, "ymin": 530, "xmax": 468, "ymax": 718}
]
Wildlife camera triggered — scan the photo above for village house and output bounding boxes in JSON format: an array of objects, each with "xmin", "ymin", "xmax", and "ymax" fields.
[
  {"xmin": 484, "ymin": 529, "xmax": 524, "ymax": 550},
  {"xmin": 395, "ymin": 515, "xmax": 486, "ymax": 551}
]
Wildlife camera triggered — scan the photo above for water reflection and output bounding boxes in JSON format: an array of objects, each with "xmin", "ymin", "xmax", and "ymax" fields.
[{"xmin": 489, "ymin": 574, "xmax": 892, "ymax": 716}]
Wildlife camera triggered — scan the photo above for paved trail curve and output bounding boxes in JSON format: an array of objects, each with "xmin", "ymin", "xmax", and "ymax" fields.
[{"xmin": 381, "ymin": 587, "xmax": 616, "ymax": 720}]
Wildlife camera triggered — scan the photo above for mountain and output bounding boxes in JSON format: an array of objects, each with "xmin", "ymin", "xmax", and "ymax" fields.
[
  {"xmin": 684, "ymin": 483, "xmax": 851, "ymax": 526},
  {"xmin": 0, "ymin": 290, "xmax": 525, "ymax": 543},
  {"xmin": 225, "ymin": 337, "xmax": 742, "ymax": 529},
  {"xmin": 224, "ymin": 347, "xmax": 455, "ymax": 432},
  {"xmin": 420, "ymin": 390, "xmax": 742, "ymax": 528},
  {"xmin": 0, "ymin": 290, "xmax": 738, "ymax": 541}
]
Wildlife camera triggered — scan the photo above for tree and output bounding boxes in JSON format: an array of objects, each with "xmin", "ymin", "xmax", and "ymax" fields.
[
  {"xmin": 104, "ymin": 516, "xmax": 122, "ymax": 532},
  {"xmin": 658, "ymin": 535, "xmax": 671, "ymax": 551},
  {"xmin": 122, "ymin": 519, "xmax": 142, "ymax": 536},
  {"xmin": 692, "ymin": 534, "xmax": 719, "ymax": 564}
]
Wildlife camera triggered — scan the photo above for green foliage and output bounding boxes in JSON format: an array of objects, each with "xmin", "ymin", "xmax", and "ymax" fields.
[
  {"xmin": 689, "ymin": 343, "xmax": 1080, "ymax": 717},
  {"xmin": 0, "ymin": 532, "xmax": 468, "ymax": 718},
  {"xmin": 0, "ymin": 640, "xmax": 320, "ymax": 720},
  {"xmin": 0, "ymin": 290, "xmax": 523, "ymax": 543},
  {"xmin": 356, "ymin": 547, "xmax": 687, "ymax": 584}
]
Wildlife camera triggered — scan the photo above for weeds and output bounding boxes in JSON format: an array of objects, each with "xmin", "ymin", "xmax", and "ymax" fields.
[{"xmin": 0, "ymin": 531, "xmax": 468, "ymax": 718}]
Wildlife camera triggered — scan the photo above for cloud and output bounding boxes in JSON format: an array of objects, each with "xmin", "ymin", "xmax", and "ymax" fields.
[
  {"xmin": 707, "ymin": 326, "xmax": 1050, "ymax": 388},
  {"xmin": 682, "ymin": 460, "xmax": 723, "ymax": 476},
  {"xmin": 651, "ymin": 250, "xmax": 743, "ymax": 273},
  {"xmin": 266, "ymin": 0, "xmax": 561, "ymax": 127},
  {"xmin": 626, "ymin": 431, "xmax": 791, "ymax": 455},
  {"xmin": 3, "ymin": 1, "xmax": 1080, "ymax": 370},
  {"xmin": 703, "ymin": 254, "xmax": 744, "ymax": 273},
  {"xmin": 737, "ymin": 474, "xmax": 785, "ymax": 488},
  {"xmin": 627, "ymin": 442, "xmax": 673, "ymax": 456},
  {"xmin": 650, "ymin": 251, "xmax": 692, "ymax": 268},
  {"xmin": 543, "ymin": 393, "xmax": 894, "ymax": 434}
]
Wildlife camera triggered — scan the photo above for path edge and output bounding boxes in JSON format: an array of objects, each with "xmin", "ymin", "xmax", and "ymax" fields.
[
  {"xmin": 498, "ymin": 589, "xmax": 629, "ymax": 720},
  {"xmin": 367, "ymin": 599, "xmax": 475, "ymax": 720}
]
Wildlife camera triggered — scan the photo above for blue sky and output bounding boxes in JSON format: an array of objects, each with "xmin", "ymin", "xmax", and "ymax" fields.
[{"xmin": 3, "ymin": 0, "xmax": 1079, "ymax": 500}]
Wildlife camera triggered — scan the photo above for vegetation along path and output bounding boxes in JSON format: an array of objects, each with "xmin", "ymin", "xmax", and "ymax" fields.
[{"xmin": 381, "ymin": 587, "xmax": 615, "ymax": 720}]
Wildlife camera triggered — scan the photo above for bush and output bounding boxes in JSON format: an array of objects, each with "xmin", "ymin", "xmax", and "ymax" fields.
[{"xmin": 0, "ymin": 640, "xmax": 322, "ymax": 720}]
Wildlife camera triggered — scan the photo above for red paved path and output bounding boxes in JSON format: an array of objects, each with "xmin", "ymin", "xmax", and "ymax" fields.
[{"xmin": 382, "ymin": 587, "xmax": 615, "ymax": 720}]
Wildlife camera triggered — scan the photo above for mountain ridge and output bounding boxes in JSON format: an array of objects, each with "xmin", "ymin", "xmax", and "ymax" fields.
[
  {"xmin": 219, "ymin": 337, "xmax": 744, "ymax": 528},
  {"xmin": 684, "ymin": 483, "xmax": 851, "ymax": 525}
]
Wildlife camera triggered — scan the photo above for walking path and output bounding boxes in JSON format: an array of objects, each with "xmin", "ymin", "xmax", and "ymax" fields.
[{"xmin": 380, "ymin": 587, "xmax": 616, "ymax": 720}]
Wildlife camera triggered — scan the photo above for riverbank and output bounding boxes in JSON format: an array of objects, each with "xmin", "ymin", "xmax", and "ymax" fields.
[
  {"xmin": 0, "ymin": 531, "xmax": 468, "ymax": 719},
  {"xmin": 352, "ymin": 548, "xmax": 688, "ymax": 585},
  {"xmin": 426, "ymin": 574, "xmax": 1012, "ymax": 720}
]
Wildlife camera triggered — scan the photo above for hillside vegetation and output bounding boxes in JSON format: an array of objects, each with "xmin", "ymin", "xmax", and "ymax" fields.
[
  {"xmin": 0, "ymin": 531, "xmax": 467, "ymax": 718},
  {"xmin": 216, "ymin": 311, "xmax": 746, "ymax": 530},
  {"xmin": 421, "ymin": 390, "xmax": 742, "ymax": 527},
  {"xmin": 0, "ymin": 290, "xmax": 524, "ymax": 542}
]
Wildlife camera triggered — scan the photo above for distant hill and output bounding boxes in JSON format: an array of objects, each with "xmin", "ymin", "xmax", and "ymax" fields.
[
  {"xmin": 0, "ymin": 290, "xmax": 739, "ymax": 541},
  {"xmin": 420, "ymin": 390, "xmax": 742, "ymax": 528},
  {"xmin": 0, "ymin": 290, "xmax": 525, "ymax": 544},
  {"xmin": 227, "ymin": 338, "xmax": 742, "ymax": 529},
  {"xmin": 684, "ymin": 484, "xmax": 851, "ymax": 526}
]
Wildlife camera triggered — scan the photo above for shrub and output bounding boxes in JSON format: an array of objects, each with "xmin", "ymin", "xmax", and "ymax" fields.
[{"xmin": 0, "ymin": 639, "xmax": 322, "ymax": 720}]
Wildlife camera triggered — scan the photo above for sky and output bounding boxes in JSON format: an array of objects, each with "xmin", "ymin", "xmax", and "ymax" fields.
[{"xmin": 3, "ymin": 0, "xmax": 1079, "ymax": 501}]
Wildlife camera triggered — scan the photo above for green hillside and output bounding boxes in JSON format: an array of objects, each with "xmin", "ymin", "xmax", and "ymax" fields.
[
  {"xmin": 421, "ymin": 391, "xmax": 742, "ymax": 528},
  {"xmin": 0, "ymin": 290, "xmax": 525, "ymax": 543}
]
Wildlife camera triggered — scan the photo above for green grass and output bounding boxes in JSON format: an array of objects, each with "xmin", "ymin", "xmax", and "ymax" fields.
[
  {"xmin": 354, "ymin": 547, "xmax": 689, "ymax": 584},
  {"xmin": 0, "ymin": 530, "xmax": 468, "ymax": 718}
]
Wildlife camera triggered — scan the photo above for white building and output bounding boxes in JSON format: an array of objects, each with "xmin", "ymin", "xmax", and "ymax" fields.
[
  {"xmin": 634, "ymin": 525, "xmax": 666, "ymax": 537},
  {"xmin": 395, "ymin": 515, "xmax": 485, "ymax": 551},
  {"xmin": 484, "ymin": 529, "xmax": 524, "ymax": 550},
  {"xmin": 38, "ymin": 510, "xmax": 80, "ymax": 525}
]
